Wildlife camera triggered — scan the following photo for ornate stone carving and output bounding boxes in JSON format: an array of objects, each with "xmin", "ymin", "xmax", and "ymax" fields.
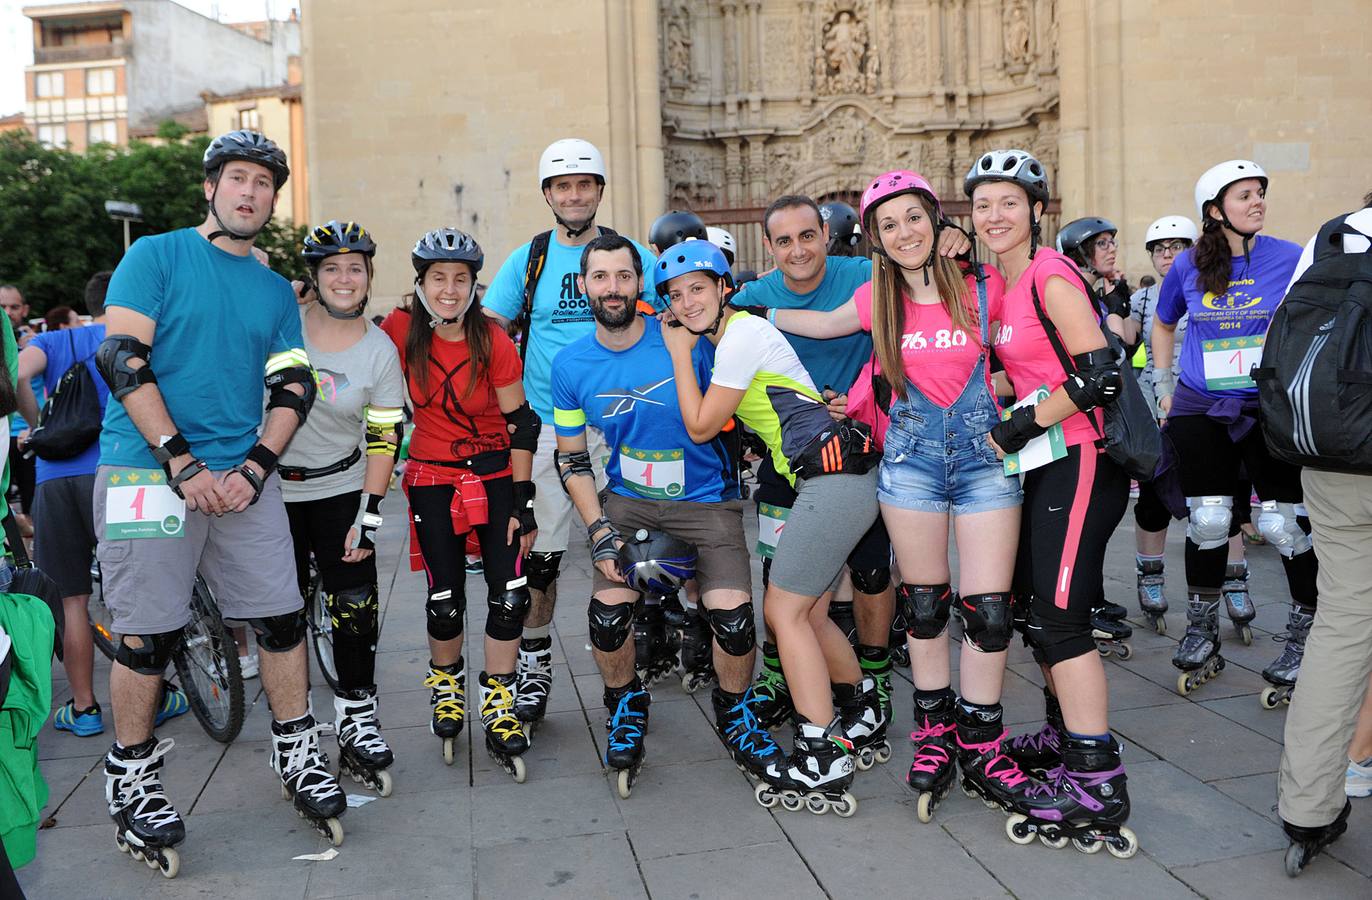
[
  {"xmin": 663, "ymin": 0, "xmax": 695, "ymax": 86},
  {"xmin": 1003, "ymin": 0, "xmax": 1032, "ymax": 73},
  {"xmin": 666, "ymin": 144, "xmax": 722, "ymax": 209},
  {"xmin": 815, "ymin": 1, "xmax": 880, "ymax": 95}
]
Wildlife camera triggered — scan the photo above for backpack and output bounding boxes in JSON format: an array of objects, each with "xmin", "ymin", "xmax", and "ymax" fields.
[
  {"xmin": 27, "ymin": 331, "xmax": 103, "ymax": 461},
  {"xmin": 516, "ymin": 225, "xmax": 617, "ymax": 360},
  {"xmin": 1253, "ymin": 213, "xmax": 1372, "ymax": 473},
  {"xmin": 1029, "ymin": 268, "xmax": 1162, "ymax": 481}
]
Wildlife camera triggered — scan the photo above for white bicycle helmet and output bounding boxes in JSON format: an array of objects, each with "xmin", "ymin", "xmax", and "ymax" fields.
[
  {"xmin": 1144, "ymin": 215, "xmax": 1199, "ymax": 249},
  {"xmin": 706, "ymin": 226, "xmax": 737, "ymax": 259},
  {"xmin": 1194, "ymin": 160, "xmax": 1267, "ymax": 222},
  {"xmin": 538, "ymin": 138, "xmax": 606, "ymax": 189}
]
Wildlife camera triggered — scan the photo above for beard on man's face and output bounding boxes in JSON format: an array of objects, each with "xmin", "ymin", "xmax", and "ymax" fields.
[{"xmin": 591, "ymin": 292, "xmax": 636, "ymax": 330}]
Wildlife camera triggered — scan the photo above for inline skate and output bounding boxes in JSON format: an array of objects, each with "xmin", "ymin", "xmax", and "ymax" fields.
[
  {"xmin": 1136, "ymin": 557, "xmax": 1168, "ymax": 635},
  {"xmin": 633, "ymin": 594, "xmax": 681, "ymax": 686},
  {"xmin": 749, "ymin": 642, "xmax": 796, "ymax": 729},
  {"xmin": 906, "ymin": 689, "xmax": 958, "ymax": 823},
  {"xmin": 858, "ymin": 644, "xmax": 894, "ymax": 723},
  {"xmin": 106, "ymin": 738, "xmax": 183, "ymax": 878},
  {"xmin": 1092, "ymin": 607, "xmax": 1134, "ymax": 661},
  {"xmin": 604, "ymin": 680, "xmax": 651, "ymax": 798},
  {"xmin": 1260, "ymin": 604, "xmax": 1314, "ymax": 710},
  {"xmin": 1222, "ymin": 561, "xmax": 1256, "ymax": 646},
  {"xmin": 835, "ymin": 676, "xmax": 892, "ymax": 771},
  {"xmin": 1005, "ymin": 735, "xmax": 1138, "ymax": 858},
  {"xmin": 1007, "ymin": 688, "xmax": 1064, "ymax": 776},
  {"xmin": 956, "ymin": 701, "xmax": 1038, "ymax": 815},
  {"xmin": 827, "ymin": 599, "xmax": 858, "ymax": 647},
  {"xmin": 423, "ymin": 659, "xmax": 465, "ymax": 765},
  {"xmin": 1173, "ymin": 592, "xmax": 1224, "ymax": 695},
  {"xmin": 1282, "ymin": 801, "xmax": 1350, "ymax": 877},
  {"xmin": 270, "ymin": 714, "xmax": 347, "ymax": 846},
  {"xmin": 889, "ymin": 608, "xmax": 911, "ymax": 668},
  {"xmin": 754, "ymin": 718, "xmax": 858, "ymax": 816},
  {"xmin": 478, "ymin": 672, "xmax": 529, "ymax": 782},
  {"xmin": 334, "ymin": 687, "xmax": 394, "ymax": 796},
  {"xmin": 713, "ymin": 687, "xmax": 785, "ymax": 777},
  {"xmin": 514, "ymin": 637, "xmax": 554, "ymax": 731},
  {"xmin": 679, "ymin": 605, "xmax": 717, "ymax": 693}
]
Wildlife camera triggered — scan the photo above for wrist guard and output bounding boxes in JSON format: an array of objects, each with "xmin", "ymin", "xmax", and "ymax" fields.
[
  {"xmin": 350, "ymin": 493, "xmax": 384, "ymax": 551},
  {"xmin": 991, "ymin": 405, "xmax": 1047, "ymax": 455},
  {"xmin": 587, "ymin": 515, "xmax": 620, "ymax": 563},
  {"xmin": 512, "ymin": 480, "xmax": 538, "ymax": 535}
]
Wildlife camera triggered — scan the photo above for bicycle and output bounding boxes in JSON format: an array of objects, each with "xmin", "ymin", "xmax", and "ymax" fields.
[
  {"xmin": 88, "ymin": 561, "xmax": 246, "ymax": 744},
  {"xmin": 302, "ymin": 556, "xmax": 340, "ymax": 691}
]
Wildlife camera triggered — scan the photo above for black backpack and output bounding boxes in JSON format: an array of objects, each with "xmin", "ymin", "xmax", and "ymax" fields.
[
  {"xmin": 27, "ymin": 331, "xmax": 103, "ymax": 461},
  {"xmin": 1254, "ymin": 213, "xmax": 1372, "ymax": 473},
  {"xmin": 515, "ymin": 225, "xmax": 617, "ymax": 360},
  {"xmin": 1030, "ymin": 269, "xmax": 1163, "ymax": 481}
]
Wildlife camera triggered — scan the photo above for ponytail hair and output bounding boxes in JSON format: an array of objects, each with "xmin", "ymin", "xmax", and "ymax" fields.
[{"xmin": 1191, "ymin": 213, "xmax": 1233, "ymax": 298}]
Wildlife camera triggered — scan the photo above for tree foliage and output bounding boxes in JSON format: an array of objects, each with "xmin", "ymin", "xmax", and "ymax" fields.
[{"xmin": 0, "ymin": 129, "xmax": 305, "ymax": 313}]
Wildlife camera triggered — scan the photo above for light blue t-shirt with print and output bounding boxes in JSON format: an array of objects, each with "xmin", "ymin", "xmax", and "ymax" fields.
[{"xmin": 483, "ymin": 232, "xmax": 656, "ymax": 422}]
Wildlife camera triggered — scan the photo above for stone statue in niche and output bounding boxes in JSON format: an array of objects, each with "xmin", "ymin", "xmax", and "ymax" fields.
[
  {"xmin": 1004, "ymin": 0, "xmax": 1032, "ymax": 69},
  {"xmin": 817, "ymin": 5, "xmax": 876, "ymax": 95},
  {"xmin": 664, "ymin": 1, "xmax": 693, "ymax": 84}
]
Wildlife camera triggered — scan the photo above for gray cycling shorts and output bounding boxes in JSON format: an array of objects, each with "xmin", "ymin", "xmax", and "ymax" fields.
[
  {"xmin": 92, "ymin": 466, "xmax": 302, "ymax": 634},
  {"xmin": 768, "ymin": 470, "xmax": 879, "ymax": 597}
]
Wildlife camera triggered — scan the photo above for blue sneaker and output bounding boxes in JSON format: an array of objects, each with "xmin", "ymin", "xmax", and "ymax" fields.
[
  {"xmin": 154, "ymin": 684, "xmax": 190, "ymax": 726},
  {"xmin": 1347, "ymin": 758, "xmax": 1372, "ymax": 798},
  {"xmin": 53, "ymin": 700, "xmax": 104, "ymax": 737}
]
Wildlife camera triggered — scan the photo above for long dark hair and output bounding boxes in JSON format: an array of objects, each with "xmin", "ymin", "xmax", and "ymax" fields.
[
  {"xmin": 403, "ymin": 264, "xmax": 493, "ymax": 399},
  {"xmin": 1191, "ymin": 215, "xmax": 1233, "ymax": 298}
]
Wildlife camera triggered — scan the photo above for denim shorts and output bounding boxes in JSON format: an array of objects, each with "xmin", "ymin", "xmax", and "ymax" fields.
[{"xmin": 877, "ymin": 404, "xmax": 1023, "ymax": 516}]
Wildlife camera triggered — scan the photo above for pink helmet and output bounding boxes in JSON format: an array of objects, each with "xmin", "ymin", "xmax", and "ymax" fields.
[{"xmin": 859, "ymin": 170, "xmax": 941, "ymax": 229}]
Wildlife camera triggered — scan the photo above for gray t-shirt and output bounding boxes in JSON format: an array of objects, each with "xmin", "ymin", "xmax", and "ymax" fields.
[
  {"xmin": 279, "ymin": 313, "xmax": 405, "ymax": 503},
  {"xmin": 1130, "ymin": 282, "xmax": 1186, "ymax": 411}
]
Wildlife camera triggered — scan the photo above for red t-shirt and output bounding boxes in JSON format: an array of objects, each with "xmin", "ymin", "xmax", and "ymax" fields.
[
  {"xmin": 992, "ymin": 248, "xmax": 1104, "ymax": 447},
  {"xmin": 852, "ymin": 268, "xmax": 1006, "ymax": 408},
  {"xmin": 384, "ymin": 311, "xmax": 523, "ymax": 467}
]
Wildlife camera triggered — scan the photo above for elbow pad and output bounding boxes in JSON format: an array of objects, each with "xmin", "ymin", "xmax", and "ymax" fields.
[
  {"xmin": 365, "ymin": 407, "xmax": 404, "ymax": 457},
  {"xmin": 554, "ymin": 449, "xmax": 594, "ymax": 494},
  {"xmin": 502, "ymin": 401, "xmax": 542, "ymax": 454},
  {"xmin": 96, "ymin": 335, "xmax": 157, "ymax": 400},
  {"xmin": 1064, "ymin": 350, "xmax": 1121, "ymax": 411},
  {"xmin": 265, "ymin": 359, "xmax": 317, "ymax": 427}
]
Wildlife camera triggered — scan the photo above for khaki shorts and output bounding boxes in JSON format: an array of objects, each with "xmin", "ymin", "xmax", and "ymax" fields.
[
  {"xmin": 532, "ymin": 426, "xmax": 608, "ymax": 554},
  {"xmin": 593, "ymin": 492, "xmax": 752, "ymax": 596},
  {"xmin": 92, "ymin": 466, "xmax": 302, "ymax": 634}
]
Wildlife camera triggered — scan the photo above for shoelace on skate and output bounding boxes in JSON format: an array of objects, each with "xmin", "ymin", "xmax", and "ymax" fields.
[
  {"xmin": 958, "ymin": 731, "xmax": 1029, "ymax": 787},
  {"xmin": 339, "ymin": 700, "xmax": 389, "ymax": 755},
  {"xmin": 1009, "ymin": 722, "xmax": 1061, "ymax": 755},
  {"xmin": 109, "ymin": 739, "xmax": 181, "ymax": 829},
  {"xmin": 607, "ymin": 691, "xmax": 647, "ymax": 752},
  {"xmin": 274, "ymin": 722, "xmax": 341, "ymax": 802},
  {"xmin": 1023, "ymin": 764, "xmax": 1105, "ymax": 811},
  {"xmin": 480, "ymin": 678, "xmax": 525, "ymax": 740},
  {"xmin": 424, "ymin": 670, "xmax": 465, "ymax": 724},
  {"xmin": 724, "ymin": 694, "xmax": 782, "ymax": 757},
  {"xmin": 908, "ymin": 718, "xmax": 956, "ymax": 776}
]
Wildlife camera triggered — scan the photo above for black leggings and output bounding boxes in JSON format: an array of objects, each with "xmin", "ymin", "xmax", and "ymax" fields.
[
  {"xmin": 1015, "ymin": 445, "xmax": 1130, "ymax": 666},
  {"xmin": 1167, "ymin": 414, "xmax": 1317, "ymax": 605},
  {"xmin": 1133, "ymin": 475, "xmax": 1254, "ymax": 534},
  {"xmin": 407, "ymin": 476, "xmax": 522, "ymax": 641},
  {"xmin": 286, "ymin": 491, "xmax": 379, "ymax": 690}
]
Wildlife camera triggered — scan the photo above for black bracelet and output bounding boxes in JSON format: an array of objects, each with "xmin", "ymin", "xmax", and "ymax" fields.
[{"xmin": 246, "ymin": 443, "xmax": 279, "ymax": 476}]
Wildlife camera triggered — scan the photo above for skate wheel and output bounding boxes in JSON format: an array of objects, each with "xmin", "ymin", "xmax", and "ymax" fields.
[
  {"xmin": 281, "ymin": 784, "xmax": 291, "ymax": 800},
  {"xmin": 1176, "ymin": 672, "xmax": 1195, "ymax": 696},
  {"xmin": 616, "ymin": 769, "xmax": 633, "ymax": 799},
  {"xmin": 680, "ymin": 674, "xmax": 695, "ymax": 693},
  {"xmin": 1005, "ymin": 814, "xmax": 1036, "ymax": 845},
  {"xmin": 511, "ymin": 756, "xmax": 527, "ymax": 784},
  {"xmin": 855, "ymin": 751, "xmax": 874, "ymax": 772},
  {"xmin": 833, "ymin": 793, "xmax": 858, "ymax": 818},
  {"xmin": 115, "ymin": 832, "xmax": 131, "ymax": 855},
  {"xmin": 1072, "ymin": 837, "xmax": 1103, "ymax": 854},
  {"xmin": 874, "ymin": 743, "xmax": 892, "ymax": 765},
  {"xmin": 1284, "ymin": 842, "xmax": 1305, "ymax": 877},
  {"xmin": 754, "ymin": 782, "xmax": 779, "ymax": 809},
  {"xmin": 1039, "ymin": 832, "xmax": 1069, "ymax": 850},
  {"xmin": 916, "ymin": 792, "xmax": 936, "ymax": 824},
  {"xmin": 1116, "ymin": 643, "xmax": 1133, "ymax": 661},
  {"xmin": 442, "ymin": 737, "xmax": 455, "ymax": 766},
  {"xmin": 1238, "ymin": 625, "xmax": 1253, "ymax": 646},
  {"xmin": 1106, "ymin": 825, "xmax": 1139, "ymax": 860},
  {"xmin": 145, "ymin": 852, "xmax": 159, "ymax": 869},
  {"xmin": 159, "ymin": 847, "xmax": 180, "ymax": 879},
  {"xmin": 780, "ymin": 792, "xmax": 805, "ymax": 812},
  {"xmin": 1097, "ymin": 645, "xmax": 1110, "ymax": 657},
  {"xmin": 1260, "ymin": 687, "xmax": 1281, "ymax": 710},
  {"xmin": 805, "ymin": 794, "xmax": 830, "ymax": 815},
  {"xmin": 375, "ymin": 769, "xmax": 394, "ymax": 797},
  {"xmin": 1153, "ymin": 617, "xmax": 1166, "ymax": 636},
  {"xmin": 325, "ymin": 817, "xmax": 344, "ymax": 847}
]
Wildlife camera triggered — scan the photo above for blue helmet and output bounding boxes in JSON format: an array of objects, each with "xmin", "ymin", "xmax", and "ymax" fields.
[
  {"xmin": 650, "ymin": 239, "xmax": 732, "ymax": 310},
  {"xmin": 617, "ymin": 529, "xmax": 697, "ymax": 595}
]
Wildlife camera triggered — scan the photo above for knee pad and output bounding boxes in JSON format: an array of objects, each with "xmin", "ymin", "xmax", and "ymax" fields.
[
  {"xmin": 1256, "ymin": 501, "xmax": 1314, "ymax": 559},
  {"xmin": 1186, "ymin": 496, "xmax": 1232, "ymax": 550},
  {"xmin": 898, "ymin": 583, "xmax": 954, "ymax": 640},
  {"xmin": 706, "ymin": 603, "xmax": 756, "ymax": 656},
  {"xmin": 248, "ymin": 610, "xmax": 308, "ymax": 653},
  {"xmin": 485, "ymin": 578, "xmax": 532, "ymax": 642},
  {"xmin": 848, "ymin": 565, "xmax": 891, "ymax": 596},
  {"xmin": 524, "ymin": 551, "xmax": 563, "ymax": 593},
  {"xmin": 425, "ymin": 588, "xmax": 466, "ymax": 642},
  {"xmin": 588, "ymin": 597, "xmax": 634, "ymax": 652},
  {"xmin": 328, "ymin": 584, "xmax": 379, "ymax": 640},
  {"xmin": 956, "ymin": 592, "xmax": 1014, "ymax": 653},
  {"xmin": 114, "ymin": 630, "xmax": 182, "ymax": 675},
  {"xmin": 1023, "ymin": 604, "xmax": 1096, "ymax": 666}
]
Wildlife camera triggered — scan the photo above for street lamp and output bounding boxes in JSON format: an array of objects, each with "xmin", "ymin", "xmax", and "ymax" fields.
[{"xmin": 104, "ymin": 200, "xmax": 143, "ymax": 253}]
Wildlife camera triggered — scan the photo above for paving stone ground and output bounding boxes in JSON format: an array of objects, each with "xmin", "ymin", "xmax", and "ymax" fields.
[{"xmin": 16, "ymin": 489, "xmax": 1372, "ymax": 898}]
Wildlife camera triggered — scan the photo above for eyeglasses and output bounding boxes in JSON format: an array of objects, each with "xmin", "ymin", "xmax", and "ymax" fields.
[
  {"xmin": 1150, "ymin": 241, "xmax": 1189, "ymax": 256},
  {"xmin": 1090, "ymin": 236, "xmax": 1117, "ymax": 252}
]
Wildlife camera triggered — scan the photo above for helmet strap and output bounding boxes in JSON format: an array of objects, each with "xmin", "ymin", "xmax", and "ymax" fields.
[
  {"xmin": 414, "ymin": 282, "xmax": 467, "ymax": 329},
  {"xmin": 555, "ymin": 212, "xmax": 594, "ymax": 238},
  {"xmin": 680, "ymin": 286, "xmax": 730, "ymax": 337}
]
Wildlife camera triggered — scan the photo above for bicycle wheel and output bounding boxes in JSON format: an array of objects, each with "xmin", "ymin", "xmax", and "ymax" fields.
[
  {"xmin": 87, "ymin": 560, "xmax": 118, "ymax": 662},
  {"xmin": 306, "ymin": 559, "xmax": 339, "ymax": 691},
  {"xmin": 173, "ymin": 576, "xmax": 245, "ymax": 744}
]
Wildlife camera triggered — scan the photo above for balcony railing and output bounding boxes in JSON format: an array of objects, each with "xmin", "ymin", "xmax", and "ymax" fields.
[{"xmin": 33, "ymin": 40, "xmax": 127, "ymax": 65}]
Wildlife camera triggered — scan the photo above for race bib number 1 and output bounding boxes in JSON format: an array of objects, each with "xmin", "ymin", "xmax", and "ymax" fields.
[
  {"xmin": 1201, "ymin": 335, "xmax": 1263, "ymax": 391},
  {"xmin": 105, "ymin": 468, "xmax": 186, "ymax": 540},
  {"xmin": 619, "ymin": 445, "xmax": 685, "ymax": 499},
  {"xmin": 756, "ymin": 502, "xmax": 790, "ymax": 559}
]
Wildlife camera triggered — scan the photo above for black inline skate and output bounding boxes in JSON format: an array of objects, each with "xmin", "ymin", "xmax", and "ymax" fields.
[
  {"xmin": 679, "ymin": 605, "xmax": 717, "ymax": 693},
  {"xmin": 1222, "ymin": 561, "xmax": 1256, "ymax": 645},
  {"xmin": 858, "ymin": 644, "xmax": 894, "ymax": 723},
  {"xmin": 478, "ymin": 671, "xmax": 529, "ymax": 782},
  {"xmin": 906, "ymin": 689, "xmax": 958, "ymax": 823},
  {"xmin": 1092, "ymin": 606, "xmax": 1133, "ymax": 661},
  {"xmin": 604, "ymin": 679, "xmax": 651, "ymax": 798},
  {"xmin": 334, "ymin": 687, "xmax": 394, "ymax": 796},
  {"xmin": 1005, "ymin": 734, "xmax": 1138, "ymax": 859},
  {"xmin": 270, "ymin": 714, "xmax": 347, "ymax": 846},
  {"xmin": 956, "ymin": 701, "xmax": 1040, "ymax": 816},
  {"xmin": 754, "ymin": 717, "xmax": 858, "ymax": 816},
  {"xmin": 105, "ymin": 737, "xmax": 184, "ymax": 878},
  {"xmin": 1136, "ymin": 557, "xmax": 1168, "ymax": 635},
  {"xmin": 1260, "ymin": 604, "xmax": 1314, "ymax": 710},
  {"xmin": 1007, "ymin": 688, "xmax": 1064, "ymax": 776},
  {"xmin": 750, "ymin": 642, "xmax": 796, "ymax": 729},
  {"xmin": 633, "ymin": 594, "xmax": 681, "ymax": 687},
  {"xmin": 1173, "ymin": 591, "xmax": 1224, "ymax": 695},
  {"xmin": 423, "ymin": 659, "xmax": 466, "ymax": 765},
  {"xmin": 889, "ymin": 608, "xmax": 911, "ymax": 668},
  {"xmin": 828, "ymin": 599, "xmax": 858, "ymax": 647},
  {"xmin": 1282, "ymin": 800, "xmax": 1350, "ymax": 877},
  {"xmin": 835, "ymin": 676, "xmax": 891, "ymax": 771},
  {"xmin": 713, "ymin": 687, "xmax": 785, "ymax": 777},
  {"xmin": 514, "ymin": 637, "xmax": 554, "ymax": 731}
]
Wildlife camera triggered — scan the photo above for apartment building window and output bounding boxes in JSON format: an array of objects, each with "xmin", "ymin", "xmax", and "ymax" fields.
[
  {"xmin": 86, "ymin": 68, "xmax": 116, "ymax": 96},
  {"xmin": 35, "ymin": 72, "xmax": 63, "ymax": 99},
  {"xmin": 36, "ymin": 124, "xmax": 67, "ymax": 148},
  {"xmin": 88, "ymin": 120, "xmax": 118, "ymax": 145},
  {"xmin": 237, "ymin": 108, "xmax": 261, "ymax": 131}
]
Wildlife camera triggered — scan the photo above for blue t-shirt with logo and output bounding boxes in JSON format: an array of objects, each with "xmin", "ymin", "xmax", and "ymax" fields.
[
  {"xmin": 30, "ymin": 324, "xmax": 108, "ymax": 483},
  {"xmin": 733, "ymin": 255, "xmax": 873, "ymax": 394},
  {"xmin": 100, "ymin": 228, "xmax": 305, "ymax": 470},
  {"xmin": 551, "ymin": 316, "xmax": 738, "ymax": 504},
  {"xmin": 483, "ymin": 233, "xmax": 656, "ymax": 422},
  {"xmin": 1156, "ymin": 235, "xmax": 1301, "ymax": 399}
]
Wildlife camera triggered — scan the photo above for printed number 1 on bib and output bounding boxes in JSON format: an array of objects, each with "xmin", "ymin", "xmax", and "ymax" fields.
[
  {"xmin": 1201, "ymin": 335, "xmax": 1263, "ymax": 391},
  {"xmin": 105, "ymin": 468, "xmax": 186, "ymax": 540},
  {"xmin": 619, "ymin": 446, "xmax": 685, "ymax": 499}
]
